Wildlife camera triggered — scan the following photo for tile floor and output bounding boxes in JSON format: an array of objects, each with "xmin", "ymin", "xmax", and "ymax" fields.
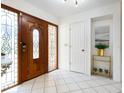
[{"xmin": 2, "ymin": 70, "xmax": 122, "ymax": 93}]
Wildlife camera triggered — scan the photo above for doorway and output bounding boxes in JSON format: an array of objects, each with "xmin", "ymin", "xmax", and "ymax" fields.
[{"xmin": 1, "ymin": 4, "xmax": 58, "ymax": 90}]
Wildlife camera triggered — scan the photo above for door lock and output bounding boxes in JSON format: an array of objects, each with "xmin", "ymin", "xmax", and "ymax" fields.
[
  {"xmin": 82, "ymin": 49, "xmax": 85, "ymax": 52},
  {"xmin": 21, "ymin": 42, "xmax": 26, "ymax": 52}
]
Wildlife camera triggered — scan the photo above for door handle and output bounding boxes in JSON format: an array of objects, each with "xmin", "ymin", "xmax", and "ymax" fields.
[
  {"xmin": 21, "ymin": 42, "xmax": 27, "ymax": 52},
  {"xmin": 82, "ymin": 49, "xmax": 85, "ymax": 52}
]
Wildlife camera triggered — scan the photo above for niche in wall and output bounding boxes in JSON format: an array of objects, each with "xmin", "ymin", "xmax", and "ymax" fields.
[{"xmin": 91, "ymin": 15, "xmax": 113, "ymax": 78}]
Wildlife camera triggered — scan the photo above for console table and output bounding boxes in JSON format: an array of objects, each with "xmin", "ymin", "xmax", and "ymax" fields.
[{"xmin": 92, "ymin": 55, "xmax": 112, "ymax": 78}]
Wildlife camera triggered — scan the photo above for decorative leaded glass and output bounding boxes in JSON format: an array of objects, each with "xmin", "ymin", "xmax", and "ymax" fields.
[
  {"xmin": 33, "ymin": 29, "xmax": 39, "ymax": 59},
  {"xmin": 1, "ymin": 8, "xmax": 18, "ymax": 90},
  {"xmin": 48, "ymin": 25, "xmax": 57, "ymax": 71}
]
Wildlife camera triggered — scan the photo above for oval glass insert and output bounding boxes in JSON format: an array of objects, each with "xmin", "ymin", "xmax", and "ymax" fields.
[{"xmin": 33, "ymin": 29, "xmax": 39, "ymax": 59}]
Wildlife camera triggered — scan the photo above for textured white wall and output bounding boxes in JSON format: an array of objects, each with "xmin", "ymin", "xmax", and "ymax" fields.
[
  {"xmin": 59, "ymin": 2, "xmax": 121, "ymax": 82},
  {"xmin": 1, "ymin": 0, "xmax": 59, "ymax": 24}
]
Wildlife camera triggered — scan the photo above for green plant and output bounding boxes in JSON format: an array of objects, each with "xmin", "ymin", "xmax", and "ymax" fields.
[
  {"xmin": 1, "ymin": 53, "xmax": 5, "ymax": 56},
  {"xmin": 95, "ymin": 43, "xmax": 109, "ymax": 49},
  {"xmin": 99, "ymin": 68, "xmax": 103, "ymax": 72},
  {"xmin": 104, "ymin": 69, "xmax": 109, "ymax": 74}
]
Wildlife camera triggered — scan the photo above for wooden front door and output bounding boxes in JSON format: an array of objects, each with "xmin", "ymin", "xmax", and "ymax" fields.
[{"xmin": 20, "ymin": 13, "xmax": 48, "ymax": 82}]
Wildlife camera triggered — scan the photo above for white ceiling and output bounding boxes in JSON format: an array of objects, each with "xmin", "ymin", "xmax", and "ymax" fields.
[{"xmin": 25, "ymin": 0, "xmax": 120, "ymax": 19}]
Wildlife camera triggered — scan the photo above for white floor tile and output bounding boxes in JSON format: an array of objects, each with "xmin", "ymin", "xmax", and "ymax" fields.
[
  {"xmin": 83, "ymin": 88, "xmax": 97, "ymax": 93},
  {"xmin": 33, "ymin": 82, "xmax": 44, "ymax": 89},
  {"xmin": 22, "ymin": 79, "xmax": 35, "ymax": 85},
  {"xmin": 45, "ymin": 87, "xmax": 57, "ymax": 93},
  {"xmin": 67, "ymin": 83, "xmax": 80, "ymax": 91},
  {"xmin": 2, "ymin": 69, "xmax": 122, "ymax": 93},
  {"xmin": 73, "ymin": 77, "xmax": 85, "ymax": 82},
  {"xmin": 71, "ymin": 90, "xmax": 84, "ymax": 93},
  {"xmin": 45, "ymin": 80, "xmax": 55, "ymax": 87},
  {"xmin": 32, "ymin": 88, "xmax": 44, "ymax": 93},
  {"xmin": 103, "ymin": 85, "xmax": 121, "ymax": 93},
  {"xmin": 35, "ymin": 77, "xmax": 44, "ymax": 84},
  {"xmin": 112, "ymin": 83, "xmax": 122, "ymax": 91},
  {"xmin": 55, "ymin": 79, "xmax": 66, "ymax": 85},
  {"xmin": 57, "ymin": 85, "xmax": 69, "ymax": 93},
  {"xmin": 77, "ymin": 82, "xmax": 91, "ymax": 89},
  {"xmin": 64, "ymin": 78, "xmax": 75, "ymax": 84},
  {"xmin": 19, "ymin": 84, "xmax": 33, "ymax": 91},
  {"xmin": 18, "ymin": 90, "xmax": 31, "ymax": 93},
  {"xmin": 94, "ymin": 79, "xmax": 108, "ymax": 86},
  {"xmin": 86, "ymin": 81, "xmax": 99, "ymax": 87},
  {"xmin": 94, "ymin": 87, "xmax": 110, "ymax": 93}
]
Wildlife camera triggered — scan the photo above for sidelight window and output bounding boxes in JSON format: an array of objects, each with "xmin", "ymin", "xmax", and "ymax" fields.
[
  {"xmin": 48, "ymin": 25, "xmax": 57, "ymax": 71},
  {"xmin": 1, "ymin": 8, "xmax": 18, "ymax": 90}
]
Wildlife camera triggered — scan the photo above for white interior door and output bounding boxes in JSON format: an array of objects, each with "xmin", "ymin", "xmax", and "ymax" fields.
[{"xmin": 70, "ymin": 22, "xmax": 86, "ymax": 74}]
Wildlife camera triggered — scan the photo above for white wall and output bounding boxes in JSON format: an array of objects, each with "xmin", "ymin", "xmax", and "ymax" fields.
[
  {"xmin": 59, "ymin": 2, "xmax": 121, "ymax": 82},
  {"xmin": 59, "ymin": 24, "xmax": 70, "ymax": 70},
  {"xmin": 1, "ymin": 0, "xmax": 59, "ymax": 24}
]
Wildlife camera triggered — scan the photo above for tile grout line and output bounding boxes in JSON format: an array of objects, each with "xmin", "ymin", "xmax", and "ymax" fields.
[
  {"xmin": 44, "ymin": 74, "xmax": 47, "ymax": 93},
  {"xmin": 54, "ymin": 70, "xmax": 71, "ymax": 93},
  {"xmin": 69, "ymin": 73, "xmax": 99, "ymax": 93},
  {"xmin": 102, "ymin": 86, "xmax": 113, "ymax": 93},
  {"xmin": 84, "ymin": 77, "xmax": 121, "ymax": 93},
  {"xmin": 70, "ymin": 75, "xmax": 86, "ymax": 93},
  {"xmin": 53, "ymin": 75, "xmax": 59, "ymax": 93},
  {"xmin": 54, "ymin": 71, "xmax": 67, "ymax": 93},
  {"xmin": 61, "ymin": 72, "xmax": 73, "ymax": 93},
  {"xmin": 65, "ymin": 72, "xmax": 118, "ymax": 93},
  {"xmin": 30, "ymin": 79, "xmax": 37, "ymax": 93},
  {"xmin": 112, "ymin": 83, "xmax": 122, "ymax": 91},
  {"xmin": 103, "ymin": 84, "xmax": 121, "ymax": 93}
]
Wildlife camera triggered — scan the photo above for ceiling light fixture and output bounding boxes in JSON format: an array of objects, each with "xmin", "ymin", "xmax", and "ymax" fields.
[
  {"xmin": 64, "ymin": 0, "xmax": 67, "ymax": 2},
  {"xmin": 63, "ymin": 0, "xmax": 67, "ymax": 3},
  {"xmin": 75, "ymin": 0, "xmax": 78, "ymax": 7},
  {"xmin": 63, "ymin": 0, "xmax": 79, "ymax": 7}
]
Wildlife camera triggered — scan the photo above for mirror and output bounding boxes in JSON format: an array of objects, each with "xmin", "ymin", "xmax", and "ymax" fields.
[{"xmin": 95, "ymin": 26, "xmax": 109, "ymax": 47}]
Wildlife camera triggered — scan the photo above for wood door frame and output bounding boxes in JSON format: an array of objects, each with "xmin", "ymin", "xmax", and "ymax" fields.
[{"xmin": 1, "ymin": 3, "xmax": 58, "ymax": 87}]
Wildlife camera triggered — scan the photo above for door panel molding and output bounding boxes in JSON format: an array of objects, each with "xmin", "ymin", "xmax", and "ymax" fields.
[
  {"xmin": 20, "ymin": 13, "xmax": 48, "ymax": 81},
  {"xmin": 70, "ymin": 21, "xmax": 86, "ymax": 74}
]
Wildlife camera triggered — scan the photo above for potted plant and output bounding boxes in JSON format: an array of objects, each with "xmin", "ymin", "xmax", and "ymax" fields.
[
  {"xmin": 104, "ymin": 69, "xmax": 109, "ymax": 74},
  {"xmin": 95, "ymin": 43, "xmax": 109, "ymax": 56},
  {"xmin": 93, "ymin": 68, "xmax": 97, "ymax": 72},
  {"xmin": 99, "ymin": 68, "xmax": 103, "ymax": 73}
]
